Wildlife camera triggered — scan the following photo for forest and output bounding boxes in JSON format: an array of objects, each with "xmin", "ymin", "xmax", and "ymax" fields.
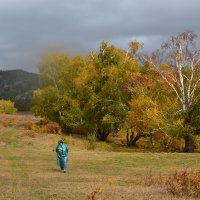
[{"xmin": 31, "ymin": 31, "xmax": 200, "ymax": 153}]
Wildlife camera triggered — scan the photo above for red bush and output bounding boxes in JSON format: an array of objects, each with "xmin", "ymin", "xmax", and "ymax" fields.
[
  {"xmin": 43, "ymin": 122, "xmax": 61, "ymax": 134},
  {"xmin": 166, "ymin": 170, "xmax": 200, "ymax": 197},
  {"xmin": 72, "ymin": 127, "xmax": 87, "ymax": 136}
]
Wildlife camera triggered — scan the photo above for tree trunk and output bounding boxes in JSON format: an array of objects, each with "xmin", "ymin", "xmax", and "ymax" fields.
[
  {"xmin": 96, "ymin": 128, "xmax": 110, "ymax": 141},
  {"xmin": 129, "ymin": 134, "xmax": 141, "ymax": 146},
  {"xmin": 126, "ymin": 129, "xmax": 145, "ymax": 147},
  {"xmin": 183, "ymin": 112, "xmax": 194, "ymax": 153},
  {"xmin": 184, "ymin": 134, "xmax": 194, "ymax": 153}
]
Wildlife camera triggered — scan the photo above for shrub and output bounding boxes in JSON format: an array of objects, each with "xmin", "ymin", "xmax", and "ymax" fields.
[
  {"xmin": 43, "ymin": 122, "xmax": 62, "ymax": 134},
  {"xmin": 0, "ymin": 99, "xmax": 17, "ymax": 114},
  {"xmin": 86, "ymin": 133, "xmax": 96, "ymax": 150},
  {"xmin": 166, "ymin": 170, "xmax": 200, "ymax": 197},
  {"xmin": 72, "ymin": 127, "xmax": 87, "ymax": 136},
  {"xmin": 194, "ymin": 135, "xmax": 200, "ymax": 152},
  {"xmin": 98, "ymin": 142, "xmax": 113, "ymax": 151},
  {"xmin": 86, "ymin": 186, "xmax": 105, "ymax": 200},
  {"xmin": 155, "ymin": 133, "xmax": 184, "ymax": 152},
  {"xmin": 31, "ymin": 123, "xmax": 43, "ymax": 133}
]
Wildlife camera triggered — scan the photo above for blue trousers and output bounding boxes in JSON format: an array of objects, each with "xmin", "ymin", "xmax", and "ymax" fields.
[{"xmin": 59, "ymin": 157, "xmax": 68, "ymax": 171}]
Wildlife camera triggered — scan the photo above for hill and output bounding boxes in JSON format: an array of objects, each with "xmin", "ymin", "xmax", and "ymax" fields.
[{"xmin": 0, "ymin": 69, "xmax": 39, "ymax": 111}]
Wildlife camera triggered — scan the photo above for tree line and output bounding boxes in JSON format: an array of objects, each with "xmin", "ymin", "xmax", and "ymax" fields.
[{"xmin": 31, "ymin": 31, "xmax": 200, "ymax": 152}]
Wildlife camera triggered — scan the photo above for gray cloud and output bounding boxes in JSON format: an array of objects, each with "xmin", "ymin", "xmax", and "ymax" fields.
[{"xmin": 0, "ymin": 0, "xmax": 200, "ymax": 72}]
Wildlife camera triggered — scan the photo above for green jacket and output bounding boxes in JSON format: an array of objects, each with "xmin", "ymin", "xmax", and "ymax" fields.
[{"xmin": 56, "ymin": 144, "xmax": 69, "ymax": 160}]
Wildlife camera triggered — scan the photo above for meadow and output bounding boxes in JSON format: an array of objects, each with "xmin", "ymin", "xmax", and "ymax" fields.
[{"xmin": 0, "ymin": 114, "xmax": 200, "ymax": 200}]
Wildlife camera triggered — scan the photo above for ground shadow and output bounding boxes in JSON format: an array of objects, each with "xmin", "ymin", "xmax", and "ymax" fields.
[{"xmin": 51, "ymin": 168, "xmax": 61, "ymax": 172}]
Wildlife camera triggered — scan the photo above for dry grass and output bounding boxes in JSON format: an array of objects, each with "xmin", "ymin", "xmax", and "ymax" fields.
[{"xmin": 0, "ymin": 114, "xmax": 200, "ymax": 199}]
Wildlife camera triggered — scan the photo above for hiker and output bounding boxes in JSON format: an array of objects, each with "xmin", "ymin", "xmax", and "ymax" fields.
[{"xmin": 56, "ymin": 139, "xmax": 69, "ymax": 173}]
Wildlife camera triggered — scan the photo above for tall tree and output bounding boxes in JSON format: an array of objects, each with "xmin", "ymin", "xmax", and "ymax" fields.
[
  {"xmin": 124, "ymin": 71, "xmax": 175, "ymax": 146},
  {"xmin": 77, "ymin": 41, "xmax": 141, "ymax": 140},
  {"xmin": 32, "ymin": 54, "xmax": 83, "ymax": 129},
  {"xmin": 147, "ymin": 31, "xmax": 200, "ymax": 152}
]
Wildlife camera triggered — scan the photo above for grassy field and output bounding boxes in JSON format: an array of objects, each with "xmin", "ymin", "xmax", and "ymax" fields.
[{"xmin": 0, "ymin": 114, "xmax": 200, "ymax": 200}]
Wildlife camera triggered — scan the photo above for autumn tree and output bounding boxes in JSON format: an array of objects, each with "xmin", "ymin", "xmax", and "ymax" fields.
[
  {"xmin": 124, "ymin": 70, "xmax": 177, "ymax": 146},
  {"xmin": 80, "ymin": 41, "xmax": 141, "ymax": 140},
  {"xmin": 32, "ymin": 41, "xmax": 144, "ymax": 141},
  {"xmin": 147, "ymin": 31, "xmax": 200, "ymax": 152},
  {"xmin": 32, "ymin": 54, "xmax": 83, "ymax": 129}
]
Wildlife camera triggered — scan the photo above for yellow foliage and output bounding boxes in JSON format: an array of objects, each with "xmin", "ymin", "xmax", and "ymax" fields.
[
  {"xmin": 173, "ymin": 119, "xmax": 184, "ymax": 126},
  {"xmin": 0, "ymin": 99, "xmax": 17, "ymax": 114},
  {"xmin": 74, "ymin": 63, "xmax": 95, "ymax": 89},
  {"xmin": 31, "ymin": 123, "xmax": 42, "ymax": 133},
  {"xmin": 126, "ymin": 96, "xmax": 164, "ymax": 131}
]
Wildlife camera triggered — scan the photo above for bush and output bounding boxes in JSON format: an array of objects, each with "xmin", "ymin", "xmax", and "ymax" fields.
[
  {"xmin": 166, "ymin": 170, "xmax": 200, "ymax": 197},
  {"xmin": 155, "ymin": 133, "xmax": 184, "ymax": 152},
  {"xmin": 86, "ymin": 186, "xmax": 105, "ymax": 200},
  {"xmin": 31, "ymin": 123, "xmax": 43, "ymax": 133},
  {"xmin": 43, "ymin": 122, "xmax": 62, "ymax": 134},
  {"xmin": 72, "ymin": 127, "xmax": 87, "ymax": 136},
  {"xmin": 86, "ymin": 133, "xmax": 97, "ymax": 150},
  {"xmin": 97, "ymin": 142, "xmax": 113, "ymax": 151},
  {"xmin": 0, "ymin": 99, "xmax": 17, "ymax": 114},
  {"xmin": 194, "ymin": 135, "xmax": 200, "ymax": 152}
]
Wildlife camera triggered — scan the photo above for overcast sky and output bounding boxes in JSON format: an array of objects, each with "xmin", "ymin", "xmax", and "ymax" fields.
[{"xmin": 0, "ymin": 0, "xmax": 200, "ymax": 72}]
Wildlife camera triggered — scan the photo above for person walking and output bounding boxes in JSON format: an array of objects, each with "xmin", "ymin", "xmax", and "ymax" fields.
[{"xmin": 56, "ymin": 138, "xmax": 69, "ymax": 173}]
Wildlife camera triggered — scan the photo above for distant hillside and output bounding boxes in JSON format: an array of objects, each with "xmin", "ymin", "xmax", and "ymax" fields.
[{"xmin": 0, "ymin": 69, "xmax": 39, "ymax": 111}]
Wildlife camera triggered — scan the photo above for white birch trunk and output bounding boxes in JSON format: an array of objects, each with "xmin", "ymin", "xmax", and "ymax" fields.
[{"xmin": 148, "ymin": 31, "xmax": 200, "ymax": 113}]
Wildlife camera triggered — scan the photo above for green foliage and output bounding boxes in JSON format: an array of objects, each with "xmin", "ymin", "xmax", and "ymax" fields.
[
  {"xmin": 32, "ymin": 54, "xmax": 84, "ymax": 130},
  {"xmin": 82, "ymin": 41, "xmax": 140, "ymax": 140},
  {"xmin": 32, "ymin": 41, "xmax": 141, "ymax": 141},
  {"xmin": 188, "ymin": 97, "xmax": 200, "ymax": 128},
  {"xmin": 31, "ymin": 87, "xmax": 60, "ymax": 122},
  {"xmin": 59, "ymin": 97, "xmax": 83, "ymax": 128},
  {"xmin": 86, "ymin": 133, "xmax": 97, "ymax": 150},
  {"xmin": 31, "ymin": 34, "xmax": 200, "ymax": 150},
  {"xmin": 0, "ymin": 99, "xmax": 17, "ymax": 114}
]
